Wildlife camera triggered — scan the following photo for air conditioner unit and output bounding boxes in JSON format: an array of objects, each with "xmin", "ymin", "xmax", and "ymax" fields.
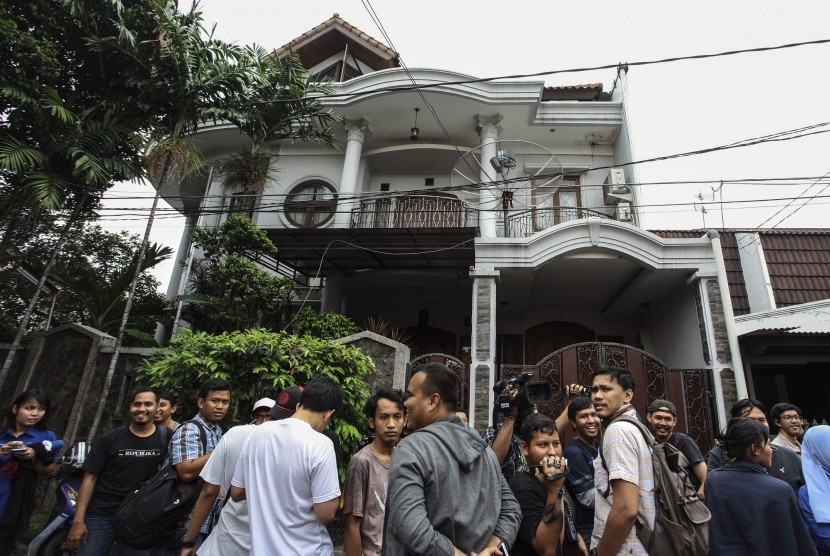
[
  {"xmin": 616, "ymin": 201, "xmax": 633, "ymax": 222},
  {"xmin": 603, "ymin": 168, "xmax": 632, "ymax": 205}
]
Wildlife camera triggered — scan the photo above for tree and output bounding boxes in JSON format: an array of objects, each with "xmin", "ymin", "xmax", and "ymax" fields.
[
  {"xmin": 0, "ymin": 223, "xmax": 170, "ymax": 343},
  {"xmin": 0, "ymin": 0, "xmax": 169, "ymax": 388},
  {"xmin": 139, "ymin": 328, "xmax": 374, "ymax": 465},
  {"xmin": 179, "ymin": 214, "xmax": 295, "ymax": 333}
]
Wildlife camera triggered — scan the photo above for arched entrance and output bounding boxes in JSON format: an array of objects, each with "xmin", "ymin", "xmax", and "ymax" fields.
[{"xmin": 501, "ymin": 342, "xmax": 716, "ymax": 453}]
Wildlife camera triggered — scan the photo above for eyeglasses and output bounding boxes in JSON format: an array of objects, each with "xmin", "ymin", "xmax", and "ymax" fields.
[{"xmin": 778, "ymin": 415, "xmax": 802, "ymax": 422}]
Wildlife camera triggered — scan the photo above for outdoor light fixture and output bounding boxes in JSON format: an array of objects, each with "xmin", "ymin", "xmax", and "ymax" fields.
[
  {"xmin": 410, "ymin": 107, "xmax": 420, "ymax": 141},
  {"xmin": 490, "ymin": 149, "xmax": 516, "ymax": 175}
]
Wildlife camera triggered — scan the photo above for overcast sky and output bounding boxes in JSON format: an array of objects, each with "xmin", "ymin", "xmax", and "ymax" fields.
[{"xmin": 99, "ymin": 0, "xmax": 830, "ymax": 290}]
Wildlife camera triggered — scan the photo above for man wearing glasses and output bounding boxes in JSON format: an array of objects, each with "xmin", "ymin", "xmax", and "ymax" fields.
[{"xmin": 770, "ymin": 403, "xmax": 804, "ymax": 456}]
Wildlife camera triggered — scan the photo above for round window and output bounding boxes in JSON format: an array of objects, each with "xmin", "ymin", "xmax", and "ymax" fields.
[{"xmin": 284, "ymin": 180, "xmax": 337, "ymax": 228}]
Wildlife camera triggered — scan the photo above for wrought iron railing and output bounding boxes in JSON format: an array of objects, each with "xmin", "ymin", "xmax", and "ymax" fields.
[
  {"xmin": 497, "ymin": 206, "xmax": 613, "ymax": 238},
  {"xmin": 351, "ymin": 195, "xmax": 478, "ymax": 229}
]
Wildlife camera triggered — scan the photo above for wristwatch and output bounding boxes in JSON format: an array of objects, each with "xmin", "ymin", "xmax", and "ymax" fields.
[{"xmin": 180, "ymin": 537, "xmax": 196, "ymax": 548}]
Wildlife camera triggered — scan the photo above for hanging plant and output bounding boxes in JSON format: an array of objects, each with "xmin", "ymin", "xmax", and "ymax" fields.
[{"xmin": 217, "ymin": 145, "xmax": 277, "ymax": 191}]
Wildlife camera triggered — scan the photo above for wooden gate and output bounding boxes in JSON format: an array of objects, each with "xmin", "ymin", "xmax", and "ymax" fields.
[
  {"xmin": 501, "ymin": 342, "xmax": 716, "ymax": 454},
  {"xmin": 407, "ymin": 353, "xmax": 469, "ymax": 411}
]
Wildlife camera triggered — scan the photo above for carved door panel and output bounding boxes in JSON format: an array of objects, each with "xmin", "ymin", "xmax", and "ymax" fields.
[
  {"xmin": 500, "ymin": 342, "xmax": 715, "ymax": 454},
  {"xmin": 407, "ymin": 353, "xmax": 468, "ymax": 411}
]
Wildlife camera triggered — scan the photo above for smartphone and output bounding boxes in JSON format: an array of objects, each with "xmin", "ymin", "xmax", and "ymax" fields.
[
  {"xmin": 497, "ymin": 541, "xmax": 510, "ymax": 556},
  {"xmin": 11, "ymin": 447, "xmax": 27, "ymax": 453}
]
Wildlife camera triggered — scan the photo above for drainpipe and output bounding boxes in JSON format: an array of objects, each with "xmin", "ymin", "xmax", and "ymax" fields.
[{"xmin": 707, "ymin": 230, "xmax": 748, "ymax": 399}]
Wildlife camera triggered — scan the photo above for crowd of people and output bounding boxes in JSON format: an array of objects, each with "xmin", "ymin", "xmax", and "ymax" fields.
[{"xmin": 0, "ymin": 365, "xmax": 827, "ymax": 555}]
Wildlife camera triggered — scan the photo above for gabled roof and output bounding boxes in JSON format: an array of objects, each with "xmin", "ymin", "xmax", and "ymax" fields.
[
  {"xmin": 650, "ymin": 229, "xmax": 830, "ymax": 315},
  {"xmin": 274, "ymin": 13, "xmax": 399, "ymax": 73}
]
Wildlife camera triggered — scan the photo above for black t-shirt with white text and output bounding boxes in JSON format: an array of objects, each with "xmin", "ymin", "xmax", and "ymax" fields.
[{"xmin": 83, "ymin": 425, "xmax": 167, "ymax": 516}]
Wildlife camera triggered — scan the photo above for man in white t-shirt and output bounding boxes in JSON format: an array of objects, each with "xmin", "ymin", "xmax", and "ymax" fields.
[
  {"xmin": 179, "ymin": 386, "xmax": 303, "ymax": 556},
  {"xmin": 230, "ymin": 377, "xmax": 343, "ymax": 555}
]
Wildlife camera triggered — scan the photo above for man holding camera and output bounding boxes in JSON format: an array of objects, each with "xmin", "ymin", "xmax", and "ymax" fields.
[
  {"xmin": 508, "ymin": 414, "xmax": 586, "ymax": 555},
  {"xmin": 485, "ymin": 377, "xmax": 579, "ymax": 483},
  {"xmin": 483, "ymin": 388, "xmax": 527, "ymax": 483}
]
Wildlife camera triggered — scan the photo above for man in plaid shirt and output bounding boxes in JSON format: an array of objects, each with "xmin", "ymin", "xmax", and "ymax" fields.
[{"xmin": 169, "ymin": 378, "xmax": 231, "ymax": 553}]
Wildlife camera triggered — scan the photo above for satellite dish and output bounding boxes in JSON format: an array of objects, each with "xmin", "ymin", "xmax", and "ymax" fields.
[{"xmin": 449, "ymin": 140, "xmax": 564, "ymax": 212}]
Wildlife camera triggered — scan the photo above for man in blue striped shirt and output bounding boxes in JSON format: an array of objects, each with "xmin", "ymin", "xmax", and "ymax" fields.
[{"xmin": 169, "ymin": 378, "xmax": 231, "ymax": 553}]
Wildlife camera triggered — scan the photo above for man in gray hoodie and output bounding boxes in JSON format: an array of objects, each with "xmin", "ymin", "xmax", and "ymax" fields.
[{"xmin": 383, "ymin": 363, "xmax": 521, "ymax": 555}]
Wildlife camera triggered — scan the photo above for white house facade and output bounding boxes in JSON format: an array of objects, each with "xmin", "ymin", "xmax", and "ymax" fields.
[{"xmin": 161, "ymin": 15, "xmax": 757, "ymax": 445}]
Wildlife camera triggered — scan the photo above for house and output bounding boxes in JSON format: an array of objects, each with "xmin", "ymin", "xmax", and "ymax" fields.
[
  {"xmin": 655, "ymin": 229, "xmax": 830, "ymax": 427},
  {"xmin": 160, "ymin": 15, "xmax": 783, "ymax": 447}
]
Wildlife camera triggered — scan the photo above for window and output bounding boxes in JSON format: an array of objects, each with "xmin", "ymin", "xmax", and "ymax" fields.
[
  {"xmin": 531, "ymin": 176, "xmax": 581, "ymax": 230},
  {"xmin": 284, "ymin": 180, "xmax": 338, "ymax": 228},
  {"xmin": 229, "ymin": 190, "xmax": 257, "ymax": 218}
]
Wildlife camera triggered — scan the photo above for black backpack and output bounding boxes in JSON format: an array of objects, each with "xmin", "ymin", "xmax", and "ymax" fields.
[
  {"xmin": 600, "ymin": 415, "xmax": 711, "ymax": 556},
  {"xmin": 113, "ymin": 420, "xmax": 208, "ymax": 549}
]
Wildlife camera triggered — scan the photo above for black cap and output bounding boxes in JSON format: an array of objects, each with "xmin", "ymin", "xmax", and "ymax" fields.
[{"xmin": 647, "ymin": 399, "xmax": 677, "ymax": 416}]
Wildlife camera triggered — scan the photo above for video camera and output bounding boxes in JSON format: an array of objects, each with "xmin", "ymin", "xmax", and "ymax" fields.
[{"xmin": 493, "ymin": 371, "xmax": 552, "ymax": 413}]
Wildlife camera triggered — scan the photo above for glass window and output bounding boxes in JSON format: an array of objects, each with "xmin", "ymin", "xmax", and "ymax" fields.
[
  {"xmin": 284, "ymin": 181, "xmax": 337, "ymax": 228},
  {"xmin": 229, "ymin": 191, "xmax": 256, "ymax": 218}
]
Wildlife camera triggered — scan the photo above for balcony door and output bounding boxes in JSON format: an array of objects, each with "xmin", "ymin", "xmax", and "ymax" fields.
[{"xmin": 531, "ymin": 176, "xmax": 581, "ymax": 231}]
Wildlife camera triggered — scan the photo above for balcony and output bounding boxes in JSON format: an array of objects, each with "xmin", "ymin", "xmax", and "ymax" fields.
[
  {"xmin": 497, "ymin": 206, "xmax": 613, "ymax": 238},
  {"xmin": 351, "ymin": 195, "xmax": 479, "ymax": 229}
]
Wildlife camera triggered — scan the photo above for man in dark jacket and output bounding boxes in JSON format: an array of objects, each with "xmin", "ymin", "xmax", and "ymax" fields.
[
  {"xmin": 383, "ymin": 363, "xmax": 520, "ymax": 555},
  {"xmin": 707, "ymin": 399, "xmax": 804, "ymax": 492}
]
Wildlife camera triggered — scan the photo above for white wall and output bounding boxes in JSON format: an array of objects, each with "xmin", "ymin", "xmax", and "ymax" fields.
[{"xmin": 646, "ymin": 286, "xmax": 707, "ymax": 368}]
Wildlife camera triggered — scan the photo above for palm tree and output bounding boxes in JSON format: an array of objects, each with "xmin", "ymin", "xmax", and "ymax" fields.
[{"xmin": 56, "ymin": 242, "xmax": 173, "ymax": 336}]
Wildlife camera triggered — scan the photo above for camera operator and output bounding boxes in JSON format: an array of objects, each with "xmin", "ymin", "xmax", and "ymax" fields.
[
  {"xmin": 508, "ymin": 414, "xmax": 586, "ymax": 556},
  {"xmin": 483, "ymin": 386, "xmax": 526, "ymax": 482},
  {"xmin": 484, "ymin": 379, "xmax": 583, "ymax": 483}
]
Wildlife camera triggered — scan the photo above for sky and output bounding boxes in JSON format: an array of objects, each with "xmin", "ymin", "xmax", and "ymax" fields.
[{"xmin": 98, "ymin": 0, "xmax": 830, "ymax": 291}]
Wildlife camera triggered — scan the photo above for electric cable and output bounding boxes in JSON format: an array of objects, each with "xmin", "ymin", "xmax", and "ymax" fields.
[{"xmin": 251, "ymin": 38, "xmax": 830, "ymax": 105}]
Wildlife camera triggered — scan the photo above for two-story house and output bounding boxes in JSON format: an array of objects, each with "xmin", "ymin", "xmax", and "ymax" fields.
[{"xmin": 161, "ymin": 15, "xmax": 747, "ymax": 442}]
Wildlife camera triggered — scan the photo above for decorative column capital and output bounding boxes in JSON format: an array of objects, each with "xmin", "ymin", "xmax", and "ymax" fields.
[
  {"xmin": 475, "ymin": 114, "xmax": 503, "ymax": 141},
  {"xmin": 344, "ymin": 118, "xmax": 372, "ymax": 144}
]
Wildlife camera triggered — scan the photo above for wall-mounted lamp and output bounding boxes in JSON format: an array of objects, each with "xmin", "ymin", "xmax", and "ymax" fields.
[{"xmin": 410, "ymin": 107, "xmax": 420, "ymax": 141}]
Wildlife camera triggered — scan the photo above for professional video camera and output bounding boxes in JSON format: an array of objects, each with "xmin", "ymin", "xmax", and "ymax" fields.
[{"xmin": 493, "ymin": 371, "xmax": 552, "ymax": 413}]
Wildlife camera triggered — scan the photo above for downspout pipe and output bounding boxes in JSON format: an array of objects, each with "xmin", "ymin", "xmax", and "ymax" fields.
[{"xmin": 707, "ymin": 230, "xmax": 748, "ymax": 399}]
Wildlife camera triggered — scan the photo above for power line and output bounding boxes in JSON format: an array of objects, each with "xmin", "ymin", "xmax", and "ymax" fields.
[
  {"xmin": 74, "ymin": 118, "xmax": 830, "ymax": 209},
  {"xmin": 252, "ymin": 38, "xmax": 830, "ymax": 105}
]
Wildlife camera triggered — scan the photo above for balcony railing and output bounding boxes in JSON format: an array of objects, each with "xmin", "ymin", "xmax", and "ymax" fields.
[
  {"xmin": 497, "ymin": 206, "xmax": 613, "ymax": 238},
  {"xmin": 351, "ymin": 195, "xmax": 479, "ymax": 229}
]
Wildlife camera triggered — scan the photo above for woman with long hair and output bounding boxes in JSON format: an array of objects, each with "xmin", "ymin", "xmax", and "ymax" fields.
[
  {"xmin": 705, "ymin": 417, "xmax": 815, "ymax": 556},
  {"xmin": 799, "ymin": 425, "xmax": 830, "ymax": 554},
  {"xmin": 0, "ymin": 388, "xmax": 58, "ymax": 555}
]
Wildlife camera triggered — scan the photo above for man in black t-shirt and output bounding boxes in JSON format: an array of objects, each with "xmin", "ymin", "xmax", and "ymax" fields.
[
  {"xmin": 67, "ymin": 388, "xmax": 168, "ymax": 555},
  {"xmin": 646, "ymin": 399, "xmax": 707, "ymax": 497},
  {"xmin": 508, "ymin": 414, "xmax": 586, "ymax": 556}
]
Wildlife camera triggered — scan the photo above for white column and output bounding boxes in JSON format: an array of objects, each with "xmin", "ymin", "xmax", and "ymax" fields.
[
  {"xmin": 469, "ymin": 269, "xmax": 499, "ymax": 430},
  {"xmin": 476, "ymin": 115, "xmax": 502, "ymax": 238},
  {"xmin": 334, "ymin": 118, "xmax": 371, "ymax": 227}
]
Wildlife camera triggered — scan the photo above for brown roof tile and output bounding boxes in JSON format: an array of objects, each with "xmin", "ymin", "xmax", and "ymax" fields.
[
  {"xmin": 542, "ymin": 84, "xmax": 604, "ymax": 101},
  {"xmin": 274, "ymin": 14, "xmax": 398, "ymax": 61},
  {"xmin": 760, "ymin": 231, "xmax": 830, "ymax": 308},
  {"xmin": 649, "ymin": 230, "xmax": 751, "ymax": 315}
]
